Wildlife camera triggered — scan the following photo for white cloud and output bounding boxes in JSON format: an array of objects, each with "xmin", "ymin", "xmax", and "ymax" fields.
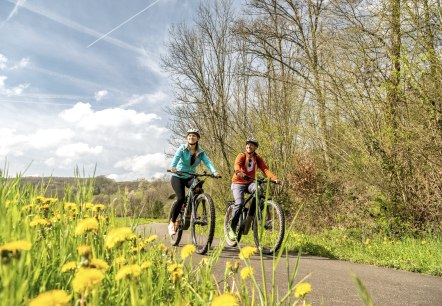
[
  {"xmin": 114, "ymin": 152, "xmax": 168, "ymax": 173},
  {"xmin": 55, "ymin": 142, "xmax": 103, "ymax": 158},
  {"xmin": 29, "ymin": 128, "xmax": 75, "ymax": 149},
  {"xmin": 95, "ymin": 90, "xmax": 108, "ymax": 101},
  {"xmin": 10, "ymin": 57, "xmax": 30, "ymax": 70},
  {"xmin": 0, "ymin": 54, "xmax": 7, "ymax": 70},
  {"xmin": 0, "ymin": 75, "xmax": 29, "ymax": 96},
  {"xmin": 59, "ymin": 102, "xmax": 161, "ymax": 131},
  {"xmin": 120, "ymin": 91, "xmax": 168, "ymax": 108}
]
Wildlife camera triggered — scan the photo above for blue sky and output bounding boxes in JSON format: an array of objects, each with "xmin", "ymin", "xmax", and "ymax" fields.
[{"xmin": 0, "ymin": 0, "xmax": 200, "ymax": 181}]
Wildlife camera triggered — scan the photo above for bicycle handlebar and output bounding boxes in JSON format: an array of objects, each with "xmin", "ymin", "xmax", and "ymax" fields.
[
  {"xmin": 243, "ymin": 175, "xmax": 280, "ymax": 184},
  {"xmin": 167, "ymin": 169, "xmax": 221, "ymax": 178}
]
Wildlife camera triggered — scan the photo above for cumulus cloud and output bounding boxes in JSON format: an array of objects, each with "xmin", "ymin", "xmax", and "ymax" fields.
[
  {"xmin": 94, "ymin": 90, "xmax": 108, "ymax": 101},
  {"xmin": 114, "ymin": 153, "xmax": 168, "ymax": 172},
  {"xmin": 55, "ymin": 142, "xmax": 103, "ymax": 158},
  {"xmin": 59, "ymin": 102, "xmax": 162, "ymax": 131}
]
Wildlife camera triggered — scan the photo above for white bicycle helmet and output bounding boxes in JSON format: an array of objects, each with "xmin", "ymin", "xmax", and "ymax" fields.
[
  {"xmin": 187, "ymin": 128, "xmax": 200, "ymax": 138},
  {"xmin": 246, "ymin": 137, "xmax": 259, "ymax": 147}
]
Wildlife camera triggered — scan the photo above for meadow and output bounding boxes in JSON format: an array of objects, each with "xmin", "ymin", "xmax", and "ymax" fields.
[{"xmin": 0, "ymin": 175, "xmax": 316, "ymax": 306}]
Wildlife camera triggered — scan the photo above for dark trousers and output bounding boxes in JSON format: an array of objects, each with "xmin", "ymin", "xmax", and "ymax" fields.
[{"xmin": 170, "ymin": 176, "xmax": 195, "ymax": 222}]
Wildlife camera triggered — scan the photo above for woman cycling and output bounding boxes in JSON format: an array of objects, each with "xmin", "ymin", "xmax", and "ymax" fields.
[{"xmin": 168, "ymin": 128, "xmax": 221, "ymax": 236}]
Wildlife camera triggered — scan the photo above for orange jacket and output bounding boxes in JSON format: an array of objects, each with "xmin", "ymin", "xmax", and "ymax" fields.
[{"xmin": 231, "ymin": 152, "xmax": 278, "ymax": 184}]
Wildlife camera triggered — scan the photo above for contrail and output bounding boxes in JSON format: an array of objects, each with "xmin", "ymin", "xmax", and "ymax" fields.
[{"xmin": 87, "ymin": 0, "xmax": 161, "ymax": 48}]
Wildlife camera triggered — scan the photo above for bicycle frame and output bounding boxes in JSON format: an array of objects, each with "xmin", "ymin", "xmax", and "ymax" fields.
[
  {"xmin": 240, "ymin": 178, "xmax": 271, "ymax": 235},
  {"xmin": 180, "ymin": 177, "xmax": 202, "ymax": 230}
]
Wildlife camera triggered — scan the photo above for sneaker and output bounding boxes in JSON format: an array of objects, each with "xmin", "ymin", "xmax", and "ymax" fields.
[
  {"xmin": 227, "ymin": 227, "xmax": 237, "ymax": 240},
  {"xmin": 264, "ymin": 220, "xmax": 273, "ymax": 230},
  {"xmin": 168, "ymin": 222, "xmax": 176, "ymax": 235}
]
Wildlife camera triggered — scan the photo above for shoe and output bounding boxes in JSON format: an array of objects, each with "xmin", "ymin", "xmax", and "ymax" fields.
[
  {"xmin": 227, "ymin": 227, "xmax": 237, "ymax": 240},
  {"xmin": 264, "ymin": 220, "xmax": 273, "ymax": 230},
  {"xmin": 168, "ymin": 222, "xmax": 176, "ymax": 235}
]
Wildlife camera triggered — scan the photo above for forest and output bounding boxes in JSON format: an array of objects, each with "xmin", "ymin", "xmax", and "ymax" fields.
[{"xmin": 161, "ymin": 0, "xmax": 441, "ymax": 237}]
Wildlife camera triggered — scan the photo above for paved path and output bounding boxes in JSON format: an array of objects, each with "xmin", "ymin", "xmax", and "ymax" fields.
[{"xmin": 136, "ymin": 223, "xmax": 442, "ymax": 306}]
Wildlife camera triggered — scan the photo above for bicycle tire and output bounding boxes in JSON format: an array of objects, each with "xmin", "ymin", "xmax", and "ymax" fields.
[
  {"xmin": 190, "ymin": 193, "xmax": 215, "ymax": 254},
  {"xmin": 223, "ymin": 204, "xmax": 243, "ymax": 247},
  {"xmin": 169, "ymin": 206, "xmax": 183, "ymax": 246},
  {"xmin": 253, "ymin": 200, "xmax": 284, "ymax": 255}
]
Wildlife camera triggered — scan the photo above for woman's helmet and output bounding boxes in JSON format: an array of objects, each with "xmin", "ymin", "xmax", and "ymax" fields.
[
  {"xmin": 246, "ymin": 137, "xmax": 259, "ymax": 148},
  {"xmin": 187, "ymin": 128, "xmax": 200, "ymax": 138}
]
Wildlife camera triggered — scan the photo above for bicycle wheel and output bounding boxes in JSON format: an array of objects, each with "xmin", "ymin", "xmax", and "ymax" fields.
[
  {"xmin": 169, "ymin": 206, "xmax": 183, "ymax": 246},
  {"xmin": 223, "ymin": 204, "xmax": 243, "ymax": 247},
  {"xmin": 190, "ymin": 193, "xmax": 215, "ymax": 254},
  {"xmin": 253, "ymin": 200, "xmax": 284, "ymax": 255}
]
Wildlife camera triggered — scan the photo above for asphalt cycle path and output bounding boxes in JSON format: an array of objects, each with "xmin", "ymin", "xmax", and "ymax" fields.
[{"xmin": 136, "ymin": 223, "xmax": 442, "ymax": 306}]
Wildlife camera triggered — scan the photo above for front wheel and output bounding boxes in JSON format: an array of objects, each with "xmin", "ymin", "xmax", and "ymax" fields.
[
  {"xmin": 190, "ymin": 193, "xmax": 215, "ymax": 254},
  {"xmin": 253, "ymin": 200, "xmax": 285, "ymax": 255}
]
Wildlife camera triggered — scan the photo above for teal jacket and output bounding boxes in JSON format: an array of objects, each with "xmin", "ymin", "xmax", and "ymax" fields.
[{"xmin": 170, "ymin": 144, "xmax": 218, "ymax": 179}]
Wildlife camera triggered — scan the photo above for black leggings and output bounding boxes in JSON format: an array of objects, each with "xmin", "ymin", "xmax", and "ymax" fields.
[{"xmin": 170, "ymin": 176, "xmax": 195, "ymax": 222}]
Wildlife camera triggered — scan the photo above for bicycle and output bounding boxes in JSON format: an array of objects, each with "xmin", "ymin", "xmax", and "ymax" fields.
[
  {"xmin": 167, "ymin": 170, "xmax": 220, "ymax": 255},
  {"xmin": 224, "ymin": 176, "xmax": 285, "ymax": 255}
]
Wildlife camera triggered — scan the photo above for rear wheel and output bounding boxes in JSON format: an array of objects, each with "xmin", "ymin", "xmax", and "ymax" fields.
[
  {"xmin": 223, "ymin": 203, "xmax": 243, "ymax": 247},
  {"xmin": 253, "ymin": 200, "xmax": 284, "ymax": 255},
  {"xmin": 169, "ymin": 206, "xmax": 183, "ymax": 246},
  {"xmin": 190, "ymin": 193, "xmax": 215, "ymax": 254}
]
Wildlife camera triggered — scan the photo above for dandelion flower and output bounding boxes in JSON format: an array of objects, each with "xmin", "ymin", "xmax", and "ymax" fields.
[
  {"xmin": 226, "ymin": 261, "xmax": 233, "ymax": 271},
  {"xmin": 211, "ymin": 293, "xmax": 239, "ymax": 306},
  {"xmin": 92, "ymin": 204, "xmax": 106, "ymax": 212},
  {"xmin": 239, "ymin": 246, "xmax": 258, "ymax": 260},
  {"xmin": 141, "ymin": 261, "xmax": 152, "ymax": 270},
  {"xmin": 114, "ymin": 256, "xmax": 126, "ymax": 265},
  {"xmin": 157, "ymin": 243, "xmax": 168, "ymax": 253},
  {"xmin": 233, "ymin": 261, "xmax": 240, "ymax": 272},
  {"xmin": 77, "ymin": 245, "xmax": 92, "ymax": 257},
  {"xmin": 74, "ymin": 218, "xmax": 99, "ymax": 236},
  {"xmin": 61, "ymin": 261, "xmax": 78, "ymax": 272},
  {"xmin": 145, "ymin": 234, "xmax": 158, "ymax": 243},
  {"xmin": 82, "ymin": 202, "xmax": 95, "ymax": 210},
  {"xmin": 29, "ymin": 289, "xmax": 71, "ymax": 306},
  {"xmin": 89, "ymin": 258, "xmax": 109, "ymax": 271},
  {"xmin": 240, "ymin": 266, "xmax": 254, "ymax": 279},
  {"xmin": 104, "ymin": 227, "xmax": 133, "ymax": 249},
  {"xmin": 199, "ymin": 257, "xmax": 209, "ymax": 266},
  {"xmin": 0, "ymin": 240, "xmax": 32, "ymax": 255},
  {"xmin": 181, "ymin": 244, "xmax": 196, "ymax": 260},
  {"xmin": 115, "ymin": 264, "xmax": 142, "ymax": 280},
  {"xmin": 295, "ymin": 282, "xmax": 312, "ymax": 299},
  {"xmin": 21, "ymin": 204, "xmax": 34, "ymax": 212},
  {"xmin": 172, "ymin": 269, "xmax": 184, "ymax": 283},
  {"xmin": 72, "ymin": 268, "xmax": 104, "ymax": 293},
  {"xmin": 167, "ymin": 263, "xmax": 184, "ymax": 273},
  {"xmin": 30, "ymin": 218, "xmax": 51, "ymax": 227}
]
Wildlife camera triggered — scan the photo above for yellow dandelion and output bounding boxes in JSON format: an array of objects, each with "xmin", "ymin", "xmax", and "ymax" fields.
[
  {"xmin": 181, "ymin": 244, "xmax": 196, "ymax": 260},
  {"xmin": 294, "ymin": 282, "xmax": 312, "ymax": 299},
  {"xmin": 92, "ymin": 204, "xmax": 106, "ymax": 212},
  {"xmin": 145, "ymin": 234, "xmax": 158, "ymax": 243},
  {"xmin": 5, "ymin": 200, "xmax": 11, "ymax": 207},
  {"xmin": 21, "ymin": 204, "xmax": 34, "ymax": 212},
  {"xmin": 29, "ymin": 289, "xmax": 71, "ymax": 306},
  {"xmin": 61, "ymin": 261, "xmax": 78, "ymax": 272},
  {"xmin": 74, "ymin": 218, "xmax": 99, "ymax": 236},
  {"xmin": 37, "ymin": 204, "xmax": 50, "ymax": 210},
  {"xmin": 30, "ymin": 218, "xmax": 51, "ymax": 227},
  {"xmin": 240, "ymin": 266, "xmax": 254, "ymax": 279},
  {"xmin": 82, "ymin": 202, "xmax": 95, "ymax": 210},
  {"xmin": 77, "ymin": 245, "xmax": 92, "ymax": 257},
  {"xmin": 226, "ymin": 261, "xmax": 233, "ymax": 271},
  {"xmin": 141, "ymin": 260, "xmax": 152, "ymax": 270},
  {"xmin": 167, "ymin": 263, "xmax": 184, "ymax": 273},
  {"xmin": 0, "ymin": 240, "xmax": 32, "ymax": 255},
  {"xmin": 114, "ymin": 256, "xmax": 126, "ymax": 265},
  {"xmin": 64, "ymin": 202, "xmax": 78, "ymax": 211},
  {"xmin": 115, "ymin": 264, "xmax": 142, "ymax": 280},
  {"xmin": 211, "ymin": 293, "xmax": 239, "ymax": 306},
  {"xmin": 364, "ymin": 238, "xmax": 370, "ymax": 245},
  {"xmin": 239, "ymin": 246, "xmax": 258, "ymax": 260},
  {"xmin": 172, "ymin": 269, "xmax": 184, "ymax": 283},
  {"xmin": 157, "ymin": 243, "xmax": 168, "ymax": 253},
  {"xmin": 233, "ymin": 261, "xmax": 240, "ymax": 272},
  {"xmin": 72, "ymin": 268, "xmax": 104, "ymax": 293},
  {"xmin": 104, "ymin": 227, "xmax": 133, "ymax": 249},
  {"xmin": 89, "ymin": 258, "xmax": 109, "ymax": 271}
]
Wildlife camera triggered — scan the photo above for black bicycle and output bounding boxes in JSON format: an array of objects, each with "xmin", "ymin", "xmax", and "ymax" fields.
[
  {"xmin": 224, "ymin": 176, "xmax": 285, "ymax": 255},
  {"xmin": 167, "ymin": 170, "xmax": 219, "ymax": 254}
]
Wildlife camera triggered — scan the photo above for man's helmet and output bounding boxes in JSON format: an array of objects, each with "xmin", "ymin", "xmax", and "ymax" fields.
[
  {"xmin": 187, "ymin": 128, "xmax": 200, "ymax": 138},
  {"xmin": 246, "ymin": 137, "xmax": 259, "ymax": 148}
]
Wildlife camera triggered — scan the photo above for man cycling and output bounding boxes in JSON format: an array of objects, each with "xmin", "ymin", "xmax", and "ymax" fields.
[{"xmin": 228, "ymin": 138, "xmax": 279, "ymax": 240}]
